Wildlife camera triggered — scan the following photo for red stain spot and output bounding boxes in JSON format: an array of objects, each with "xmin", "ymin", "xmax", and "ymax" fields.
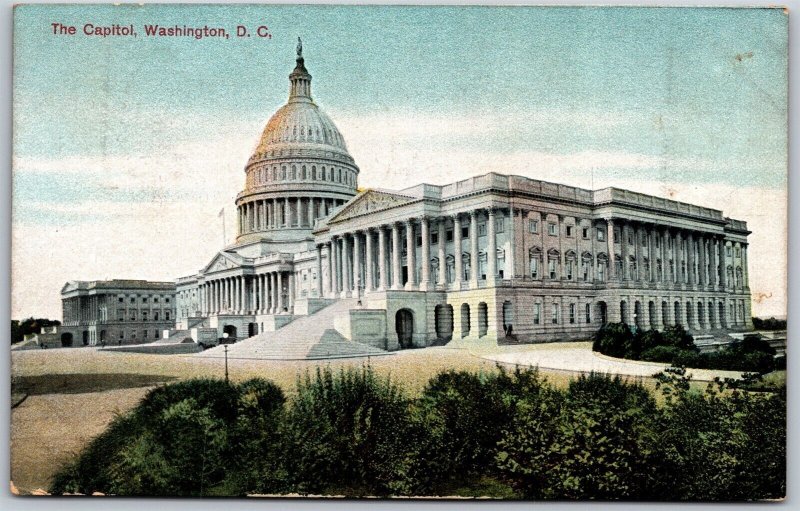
[{"xmin": 752, "ymin": 291, "xmax": 773, "ymax": 304}]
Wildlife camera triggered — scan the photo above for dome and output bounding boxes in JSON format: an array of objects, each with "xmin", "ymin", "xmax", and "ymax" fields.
[
  {"xmin": 246, "ymin": 41, "xmax": 354, "ymax": 167},
  {"xmin": 248, "ymin": 101, "xmax": 351, "ymax": 163}
]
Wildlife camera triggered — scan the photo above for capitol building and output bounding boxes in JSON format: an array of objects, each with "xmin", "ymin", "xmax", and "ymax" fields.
[{"xmin": 170, "ymin": 44, "xmax": 752, "ymax": 355}]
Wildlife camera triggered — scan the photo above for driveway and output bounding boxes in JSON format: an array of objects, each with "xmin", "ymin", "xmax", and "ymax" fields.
[{"xmin": 480, "ymin": 343, "xmax": 743, "ymax": 381}]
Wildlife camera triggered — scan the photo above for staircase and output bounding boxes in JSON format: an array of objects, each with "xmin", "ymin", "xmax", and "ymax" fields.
[{"xmin": 196, "ymin": 299, "xmax": 392, "ymax": 360}]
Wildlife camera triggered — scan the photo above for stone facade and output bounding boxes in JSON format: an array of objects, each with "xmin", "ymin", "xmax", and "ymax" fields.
[
  {"xmin": 175, "ymin": 45, "xmax": 752, "ymax": 348},
  {"xmin": 59, "ymin": 279, "xmax": 176, "ymax": 347}
]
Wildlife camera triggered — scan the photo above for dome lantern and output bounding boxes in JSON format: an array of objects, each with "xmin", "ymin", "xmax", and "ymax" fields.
[{"xmin": 289, "ymin": 36, "xmax": 312, "ymax": 103}]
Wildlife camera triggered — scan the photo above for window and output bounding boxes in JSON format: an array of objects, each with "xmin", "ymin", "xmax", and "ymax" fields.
[
  {"xmin": 565, "ymin": 226, "xmax": 573, "ymax": 237},
  {"xmin": 446, "ymin": 229, "xmax": 454, "ymax": 242},
  {"xmin": 166, "ymin": 298, "xmax": 170, "ymax": 303},
  {"xmin": 529, "ymin": 220, "xmax": 539, "ymax": 233},
  {"xmin": 548, "ymin": 223, "xmax": 558, "ymax": 236},
  {"xmin": 533, "ymin": 303, "xmax": 541, "ymax": 325},
  {"xmin": 461, "ymin": 226, "xmax": 469, "ymax": 238},
  {"xmin": 154, "ymin": 297, "xmax": 159, "ymax": 303},
  {"xmin": 478, "ymin": 222, "xmax": 487, "ymax": 236},
  {"xmin": 495, "ymin": 217, "xmax": 504, "ymax": 233},
  {"xmin": 628, "ymin": 232, "xmax": 634, "ymax": 245},
  {"xmin": 613, "ymin": 229, "xmax": 619, "ymax": 243},
  {"xmin": 569, "ymin": 304, "xmax": 575, "ymax": 324},
  {"xmin": 735, "ymin": 247, "xmax": 741, "ymax": 257},
  {"xmin": 130, "ymin": 297, "xmax": 136, "ymax": 303},
  {"xmin": 548, "ymin": 259, "xmax": 557, "ymax": 279},
  {"xmin": 582, "ymin": 261, "xmax": 589, "ymax": 281},
  {"xmin": 597, "ymin": 228, "xmax": 605, "ymax": 241},
  {"xmin": 597, "ymin": 262, "xmax": 605, "ymax": 282},
  {"xmin": 530, "ymin": 257, "xmax": 539, "ymax": 279},
  {"xmin": 165, "ymin": 311, "xmax": 170, "ymax": 320},
  {"xmin": 143, "ymin": 297, "xmax": 148, "ymax": 303},
  {"xmin": 585, "ymin": 303, "xmax": 591, "ymax": 323},
  {"xmin": 582, "ymin": 227, "xmax": 589, "ymax": 240},
  {"xmin": 552, "ymin": 303, "xmax": 559, "ymax": 324},
  {"xmin": 416, "ymin": 235, "xmax": 422, "ymax": 247},
  {"xmin": 117, "ymin": 309, "xmax": 125, "ymax": 321},
  {"xmin": 566, "ymin": 260, "xmax": 574, "ymax": 280},
  {"xmin": 726, "ymin": 246, "xmax": 732, "ymax": 257},
  {"xmin": 431, "ymin": 231, "xmax": 439, "ymax": 244},
  {"xmin": 118, "ymin": 297, "xmax": 123, "ymax": 303}
]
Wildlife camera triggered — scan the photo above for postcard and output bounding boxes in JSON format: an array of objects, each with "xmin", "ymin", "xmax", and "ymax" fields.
[{"xmin": 10, "ymin": 4, "xmax": 787, "ymax": 500}]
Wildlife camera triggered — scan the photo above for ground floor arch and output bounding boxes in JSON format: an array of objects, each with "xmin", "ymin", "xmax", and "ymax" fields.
[
  {"xmin": 222, "ymin": 324, "xmax": 238, "ymax": 341},
  {"xmin": 597, "ymin": 301, "xmax": 607, "ymax": 325},
  {"xmin": 60, "ymin": 332, "xmax": 73, "ymax": 348},
  {"xmin": 434, "ymin": 304, "xmax": 454, "ymax": 341},
  {"xmin": 460, "ymin": 303, "xmax": 471, "ymax": 338},
  {"xmin": 395, "ymin": 308, "xmax": 414, "ymax": 349},
  {"xmin": 477, "ymin": 302, "xmax": 488, "ymax": 338},
  {"xmin": 248, "ymin": 322, "xmax": 258, "ymax": 338}
]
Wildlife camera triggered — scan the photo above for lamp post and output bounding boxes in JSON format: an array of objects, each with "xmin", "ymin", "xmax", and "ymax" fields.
[{"xmin": 224, "ymin": 344, "xmax": 229, "ymax": 384}]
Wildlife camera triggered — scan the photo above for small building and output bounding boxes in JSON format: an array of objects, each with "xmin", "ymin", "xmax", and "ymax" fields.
[{"xmin": 58, "ymin": 279, "xmax": 176, "ymax": 347}]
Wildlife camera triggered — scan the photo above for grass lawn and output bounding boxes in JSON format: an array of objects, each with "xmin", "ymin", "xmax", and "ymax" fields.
[{"xmin": 8, "ymin": 342, "xmax": 718, "ymax": 494}]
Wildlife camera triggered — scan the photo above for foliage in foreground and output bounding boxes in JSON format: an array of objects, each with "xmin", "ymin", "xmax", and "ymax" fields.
[
  {"xmin": 50, "ymin": 366, "xmax": 785, "ymax": 500},
  {"xmin": 593, "ymin": 323, "xmax": 778, "ymax": 373},
  {"xmin": 11, "ymin": 317, "xmax": 61, "ymax": 344}
]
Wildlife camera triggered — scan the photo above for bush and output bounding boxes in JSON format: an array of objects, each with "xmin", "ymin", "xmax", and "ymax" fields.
[
  {"xmin": 592, "ymin": 323, "xmax": 633, "ymax": 358},
  {"xmin": 640, "ymin": 345, "xmax": 684, "ymax": 363},
  {"xmin": 497, "ymin": 373, "xmax": 659, "ymax": 499},
  {"xmin": 280, "ymin": 365, "xmax": 413, "ymax": 496},
  {"xmin": 50, "ymin": 378, "xmax": 286, "ymax": 497},
  {"xmin": 412, "ymin": 367, "xmax": 546, "ymax": 495},
  {"xmin": 752, "ymin": 317, "xmax": 786, "ymax": 330},
  {"xmin": 661, "ymin": 325, "xmax": 695, "ymax": 350}
]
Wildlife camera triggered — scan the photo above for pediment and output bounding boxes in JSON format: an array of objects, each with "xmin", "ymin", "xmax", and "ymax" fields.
[
  {"xmin": 202, "ymin": 251, "xmax": 243, "ymax": 274},
  {"xmin": 329, "ymin": 189, "xmax": 415, "ymax": 223}
]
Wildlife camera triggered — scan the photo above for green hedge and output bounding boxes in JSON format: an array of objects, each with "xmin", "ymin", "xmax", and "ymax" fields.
[{"xmin": 50, "ymin": 367, "xmax": 785, "ymax": 500}]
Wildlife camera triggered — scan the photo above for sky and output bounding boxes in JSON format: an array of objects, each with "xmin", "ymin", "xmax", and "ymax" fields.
[{"xmin": 11, "ymin": 5, "xmax": 788, "ymax": 319}]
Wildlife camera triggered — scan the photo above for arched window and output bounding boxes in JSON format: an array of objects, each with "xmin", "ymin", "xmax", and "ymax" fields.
[{"xmin": 311, "ymin": 166, "xmax": 316, "ymax": 180}]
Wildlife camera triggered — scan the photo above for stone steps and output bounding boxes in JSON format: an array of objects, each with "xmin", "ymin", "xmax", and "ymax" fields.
[{"xmin": 196, "ymin": 299, "xmax": 392, "ymax": 360}]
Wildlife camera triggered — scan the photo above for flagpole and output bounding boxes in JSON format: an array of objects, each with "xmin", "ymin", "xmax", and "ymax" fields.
[{"xmin": 219, "ymin": 207, "xmax": 226, "ymax": 248}]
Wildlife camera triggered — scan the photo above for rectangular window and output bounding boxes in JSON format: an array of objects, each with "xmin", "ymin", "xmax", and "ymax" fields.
[
  {"xmin": 461, "ymin": 226, "xmax": 469, "ymax": 238},
  {"xmin": 166, "ymin": 298, "xmax": 170, "ymax": 303},
  {"xmin": 154, "ymin": 297, "xmax": 159, "ymax": 303},
  {"xmin": 478, "ymin": 223, "xmax": 487, "ymax": 236},
  {"xmin": 165, "ymin": 311, "xmax": 170, "ymax": 320},
  {"xmin": 446, "ymin": 229, "xmax": 454, "ymax": 242},
  {"xmin": 569, "ymin": 303, "xmax": 575, "ymax": 324},
  {"xmin": 130, "ymin": 297, "xmax": 136, "ymax": 303},
  {"xmin": 585, "ymin": 303, "xmax": 591, "ymax": 323},
  {"xmin": 566, "ymin": 260, "xmax": 573, "ymax": 280},
  {"xmin": 548, "ymin": 223, "xmax": 558, "ymax": 236},
  {"xmin": 495, "ymin": 217, "xmax": 504, "ymax": 233},
  {"xmin": 735, "ymin": 247, "xmax": 741, "ymax": 257},
  {"xmin": 582, "ymin": 262, "xmax": 589, "ymax": 281},
  {"xmin": 614, "ymin": 230, "xmax": 619, "ymax": 243},
  {"xmin": 530, "ymin": 258, "xmax": 539, "ymax": 279},
  {"xmin": 118, "ymin": 297, "xmax": 123, "ymax": 303},
  {"xmin": 597, "ymin": 228, "xmax": 605, "ymax": 241},
  {"xmin": 431, "ymin": 231, "xmax": 439, "ymax": 244},
  {"xmin": 533, "ymin": 303, "xmax": 541, "ymax": 325},
  {"xmin": 529, "ymin": 220, "xmax": 539, "ymax": 233},
  {"xmin": 552, "ymin": 303, "xmax": 559, "ymax": 324},
  {"xmin": 628, "ymin": 233, "xmax": 634, "ymax": 245},
  {"xmin": 582, "ymin": 227, "xmax": 589, "ymax": 240},
  {"xmin": 548, "ymin": 259, "xmax": 556, "ymax": 279},
  {"xmin": 726, "ymin": 246, "xmax": 732, "ymax": 257},
  {"xmin": 416, "ymin": 235, "xmax": 422, "ymax": 247},
  {"xmin": 565, "ymin": 225, "xmax": 573, "ymax": 237},
  {"xmin": 117, "ymin": 309, "xmax": 125, "ymax": 321},
  {"xmin": 597, "ymin": 262, "xmax": 605, "ymax": 282},
  {"xmin": 143, "ymin": 297, "xmax": 148, "ymax": 303}
]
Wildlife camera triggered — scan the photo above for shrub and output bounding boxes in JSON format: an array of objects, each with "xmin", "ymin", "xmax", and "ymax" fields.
[
  {"xmin": 412, "ymin": 366, "xmax": 547, "ymax": 495},
  {"xmin": 280, "ymin": 365, "xmax": 413, "ymax": 496},
  {"xmin": 592, "ymin": 323, "xmax": 633, "ymax": 358},
  {"xmin": 497, "ymin": 373, "xmax": 659, "ymax": 500},
  {"xmin": 661, "ymin": 324, "xmax": 695, "ymax": 350},
  {"xmin": 640, "ymin": 345, "xmax": 684, "ymax": 363}
]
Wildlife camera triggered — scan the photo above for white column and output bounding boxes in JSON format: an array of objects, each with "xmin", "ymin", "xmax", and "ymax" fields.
[
  {"xmin": 326, "ymin": 242, "xmax": 334, "ymax": 297},
  {"xmin": 487, "ymin": 208, "xmax": 497, "ymax": 285},
  {"xmin": 316, "ymin": 244, "xmax": 324, "ymax": 297},
  {"xmin": 438, "ymin": 217, "xmax": 447, "ymax": 289},
  {"xmin": 420, "ymin": 217, "xmax": 430, "ymax": 291},
  {"xmin": 277, "ymin": 272, "xmax": 285, "ymax": 312},
  {"xmin": 453, "ymin": 214, "xmax": 463, "ymax": 289},
  {"xmin": 470, "ymin": 211, "xmax": 479, "ymax": 288},
  {"xmin": 365, "ymin": 230, "xmax": 375, "ymax": 292},
  {"xmin": 508, "ymin": 208, "xmax": 516, "ymax": 278},
  {"xmin": 353, "ymin": 232, "xmax": 362, "ymax": 295},
  {"xmin": 378, "ymin": 227, "xmax": 388, "ymax": 291},
  {"xmin": 288, "ymin": 272, "xmax": 295, "ymax": 313},
  {"xmin": 405, "ymin": 219, "xmax": 416, "ymax": 290},
  {"xmin": 606, "ymin": 218, "xmax": 616, "ymax": 280},
  {"xmin": 392, "ymin": 223, "xmax": 402, "ymax": 290}
]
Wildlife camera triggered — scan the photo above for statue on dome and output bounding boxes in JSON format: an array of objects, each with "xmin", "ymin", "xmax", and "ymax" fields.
[{"xmin": 296, "ymin": 37, "xmax": 303, "ymax": 58}]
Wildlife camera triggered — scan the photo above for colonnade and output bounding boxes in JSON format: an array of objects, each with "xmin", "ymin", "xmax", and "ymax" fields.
[
  {"xmin": 319, "ymin": 208, "xmax": 503, "ymax": 297},
  {"xmin": 200, "ymin": 271, "xmax": 296, "ymax": 316},
  {"xmin": 611, "ymin": 294, "xmax": 749, "ymax": 331},
  {"xmin": 237, "ymin": 197, "xmax": 346, "ymax": 235},
  {"xmin": 600, "ymin": 218, "xmax": 748, "ymax": 291}
]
